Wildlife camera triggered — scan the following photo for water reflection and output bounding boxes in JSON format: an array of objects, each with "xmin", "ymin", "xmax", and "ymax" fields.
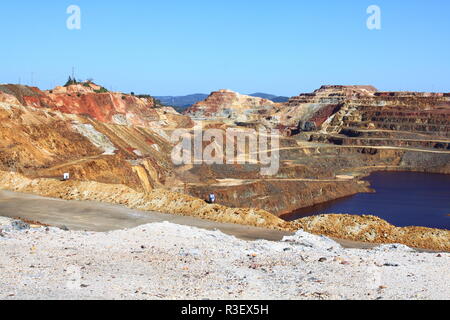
[{"xmin": 282, "ymin": 172, "xmax": 450, "ymax": 230}]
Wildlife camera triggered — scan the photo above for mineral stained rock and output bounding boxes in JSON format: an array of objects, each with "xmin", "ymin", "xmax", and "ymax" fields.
[
  {"xmin": 291, "ymin": 214, "xmax": 450, "ymax": 252},
  {"xmin": 0, "ymin": 82, "xmax": 448, "ymax": 250},
  {"xmin": 0, "ymin": 83, "xmax": 193, "ymax": 129},
  {"xmin": 180, "ymin": 85, "xmax": 450, "ymax": 214},
  {"xmin": 185, "ymin": 89, "xmax": 276, "ymax": 123}
]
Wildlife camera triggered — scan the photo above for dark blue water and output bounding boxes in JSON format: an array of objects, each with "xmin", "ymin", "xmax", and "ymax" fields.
[{"xmin": 283, "ymin": 172, "xmax": 450, "ymax": 230}]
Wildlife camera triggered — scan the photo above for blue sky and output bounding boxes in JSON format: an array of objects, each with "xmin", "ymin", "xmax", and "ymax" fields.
[{"xmin": 0, "ymin": 0, "xmax": 449, "ymax": 96}]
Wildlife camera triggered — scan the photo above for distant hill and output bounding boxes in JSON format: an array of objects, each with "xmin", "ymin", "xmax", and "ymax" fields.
[
  {"xmin": 154, "ymin": 94, "xmax": 209, "ymax": 112},
  {"xmin": 155, "ymin": 92, "xmax": 289, "ymax": 113},
  {"xmin": 249, "ymin": 93, "xmax": 289, "ymax": 103}
]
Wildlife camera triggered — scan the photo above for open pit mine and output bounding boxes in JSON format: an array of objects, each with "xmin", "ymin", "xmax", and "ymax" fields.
[{"xmin": 0, "ymin": 83, "xmax": 449, "ymax": 251}]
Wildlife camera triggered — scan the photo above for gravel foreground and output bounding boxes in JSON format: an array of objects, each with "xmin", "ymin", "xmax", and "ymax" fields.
[{"xmin": 0, "ymin": 217, "xmax": 449, "ymax": 300}]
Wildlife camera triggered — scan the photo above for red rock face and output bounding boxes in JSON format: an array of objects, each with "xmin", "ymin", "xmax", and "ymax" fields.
[
  {"xmin": 0, "ymin": 83, "xmax": 193, "ymax": 129},
  {"xmin": 308, "ymin": 104, "xmax": 343, "ymax": 127},
  {"xmin": 275, "ymin": 85, "xmax": 450, "ymax": 129},
  {"xmin": 38, "ymin": 92, "xmax": 155, "ymax": 124},
  {"xmin": 185, "ymin": 89, "xmax": 275, "ymax": 120},
  {"xmin": 0, "ymin": 85, "xmax": 46, "ymax": 106},
  {"xmin": 273, "ymin": 86, "xmax": 375, "ymax": 128}
]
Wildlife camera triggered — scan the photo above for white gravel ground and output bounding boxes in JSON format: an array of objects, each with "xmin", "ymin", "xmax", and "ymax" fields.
[{"xmin": 0, "ymin": 218, "xmax": 449, "ymax": 300}]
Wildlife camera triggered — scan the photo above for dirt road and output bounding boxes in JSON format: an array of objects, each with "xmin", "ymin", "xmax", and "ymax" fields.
[
  {"xmin": 0, "ymin": 190, "xmax": 386, "ymax": 249},
  {"xmin": 0, "ymin": 190, "xmax": 290, "ymax": 241}
]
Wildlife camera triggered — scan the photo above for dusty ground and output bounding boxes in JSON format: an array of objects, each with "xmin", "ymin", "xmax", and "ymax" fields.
[
  {"xmin": 0, "ymin": 190, "xmax": 290, "ymax": 242},
  {"xmin": 0, "ymin": 190, "xmax": 385, "ymax": 249},
  {"xmin": 0, "ymin": 171, "xmax": 449, "ymax": 252},
  {"xmin": 293, "ymin": 214, "xmax": 450, "ymax": 252},
  {"xmin": 0, "ymin": 171, "xmax": 289, "ymax": 231},
  {"xmin": 0, "ymin": 218, "xmax": 448, "ymax": 300}
]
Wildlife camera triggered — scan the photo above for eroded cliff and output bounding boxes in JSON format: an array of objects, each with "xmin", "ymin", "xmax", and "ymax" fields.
[
  {"xmin": 180, "ymin": 86, "xmax": 450, "ymax": 214},
  {"xmin": 185, "ymin": 89, "xmax": 276, "ymax": 123},
  {"xmin": 0, "ymin": 82, "xmax": 448, "ymax": 250}
]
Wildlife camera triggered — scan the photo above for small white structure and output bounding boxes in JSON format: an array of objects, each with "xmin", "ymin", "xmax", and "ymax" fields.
[{"xmin": 63, "ymin": 173, "xmax": 70, "ymax": 181}]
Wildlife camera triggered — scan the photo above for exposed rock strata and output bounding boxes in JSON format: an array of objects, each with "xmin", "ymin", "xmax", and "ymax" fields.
[
  {"xmin": 292, "ymin": 214, "xmax": 450, "ymax": 252},
  {"xmin": 273, "ymin": 85, "xmax": 377, "ymax": 128},
  {"xmin": 0, "ymin": 99, "xmax": 181, "ymax": 192},
  {"xmin": 187, "ymin": 179, "xmax": 370, "ymax": 216},
  {"xmin": 185, "ymin": 89, "xmax": 276, "ymax": 122},
  {"xmin": 0, "ymin": 83, "xmax": 449, "ymax": 250},
  {"xmin": 0, "ymin": 171, "xmax": 448, "ymax": 252},
  {"xmin": 0, "ymin": 83, "xmax": 193, "ymax": 129},
  {"xmin": 1, "ymin": 221, "xmax": 449, "ymax": 300},
  {"xmin": 0, "ymin": 171, "xmax": 290, "ymax": 231},
  {"xmin": 181, "ymin": 86, "xmax": 450, "ymax": 213}
]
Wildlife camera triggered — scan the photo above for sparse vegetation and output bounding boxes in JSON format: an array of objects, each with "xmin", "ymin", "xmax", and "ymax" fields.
[
  {"xmin": 64, "ymin": 76, "xmax": 78, "ymax": 87},
  {"xmin": 136, "ymin": 94, "xmax": 152, "ymax": 99},
  {"xmin": 94, "ymin": 87, "xmax": 109, "ymax": 94}
]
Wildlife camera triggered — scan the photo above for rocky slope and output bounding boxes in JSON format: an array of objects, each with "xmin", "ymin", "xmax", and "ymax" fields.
[
  {"xmin": 275, "ymin": 86, "xmax": 450, "ymax": 145},
  {"xmin": 0, "ymin": 171, "xmax": 448, "ymax": 252},
  {"xmin": 0, "ymin": 83, "xmax": 193, "ymax": 129},
  {"xmin": 271, "ymin": 85, "xmax": 378, "ymax": 129},
  {"xmin": 292, "ymin": 214, "xmax": 450, "ymax": 252},
  {"xmin": 3, "ymin": 83, "xmax": 442, "ymax": 217},
  {"xmin": 0, "ymin": 94, "xmax": 183, "ymax": 192},
  {"xmin": 184, "ymin": 89, "xmax": 276, "ymax": 122},
  {"xmin": 183, "ymin": 85, "xmax": 450, "ymax": 134},
  {"xmin": 179, "ymin": 85, "xmax": 450, "ymax": 213},
  {"xmin": 0, "ymin": 82, "xmax": 448, "ymax": 251},
  {"xmin": 0, "ymin": 219, "xmax": 448, "ymax": 300},
  {"xmin": 0, "ymin": 171, "xmax": 290, "ymax": 231}
]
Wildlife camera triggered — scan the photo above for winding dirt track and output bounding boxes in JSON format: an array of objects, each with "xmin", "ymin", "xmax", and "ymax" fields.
[
  {"xmin": 0, "ymin": 189, "xmax": 383, "ymax": 249},
  {"xmin": 0, "ymin": 190, "xmax": 290, "ymax": 242}
]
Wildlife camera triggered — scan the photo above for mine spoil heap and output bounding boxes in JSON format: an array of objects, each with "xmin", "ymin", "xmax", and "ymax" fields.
[
  {"xmin": 276, "ymin": 85, "xmax": 378, "ymax": 128},
  {"xmin": 0, "ymin": 83, "xmax": 448, "ymax": 251},
  {"xmin": 185, "ymin": 89, "xmax": 276, "ymax": 123},
  {"xmin": 182, "ymin": 85, "xmax": 450, "ymax": 217},
  {"xmin": 0, "ymin": 83, "xmax": 193, "ymax": 128},
  {"xmin": 0, "ymin": 82, "xmax": 193, "ymax": 192}
]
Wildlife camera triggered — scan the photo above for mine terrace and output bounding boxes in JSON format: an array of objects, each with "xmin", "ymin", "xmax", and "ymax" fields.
[{"xmin": 0, "ymin": 82, "xmax": 449, "ymax": 251}]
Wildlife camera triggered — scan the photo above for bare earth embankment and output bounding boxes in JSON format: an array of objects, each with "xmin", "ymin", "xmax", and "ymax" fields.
[
  {"xmin": 0, "ymin": 83, "xmax": 448, "ymax": 300},
  {"xmin": 0, "ymin": 171, "xmax": 449, "ymax": 252},
  {"xmin": 0, "ymin": 218, "xmax": 448, "ymax": 300}
]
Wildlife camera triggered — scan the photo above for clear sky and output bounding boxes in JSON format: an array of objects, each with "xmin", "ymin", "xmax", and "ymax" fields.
[{"xmin": 0, "ymin": 0, "xmax": 449, "ymax": 96}]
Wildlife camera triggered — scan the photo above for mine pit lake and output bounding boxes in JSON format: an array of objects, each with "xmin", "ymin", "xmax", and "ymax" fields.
[{"xmin": 283, "ymin": 171, "xmax": 450, "ymax": 230}]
